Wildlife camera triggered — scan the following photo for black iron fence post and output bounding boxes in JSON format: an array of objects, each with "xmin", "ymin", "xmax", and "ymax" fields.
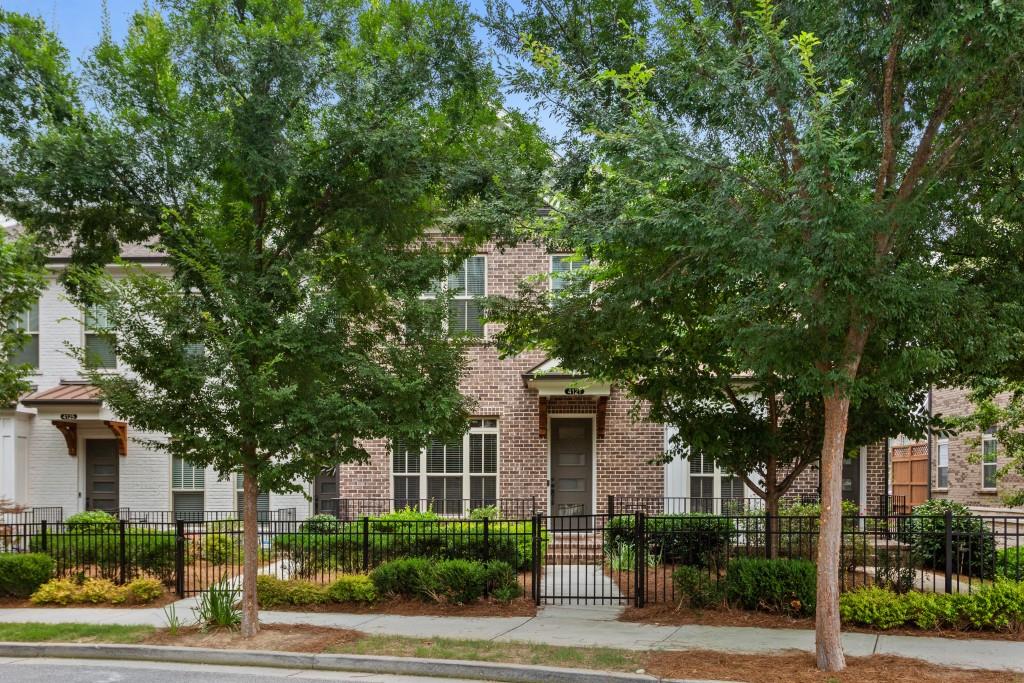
[
  {"xmin": 174, "ymin": 519, "xmax": 186, "ymax": 598},
  {"xmin": 944, "ymin": 508, "xmax": 954, "ymax": 594},
  {"xmin": 118, "ymin": 520, "xmax": 127, "ymax": 585},
  {"xmin": 536, "ymin": 516, "xmax": 544, "ymax": 606},
  {"xmin": 39, "ymin": 520, "xmax": 47, "ymax": 552},
  {"xmin": 634, "ymin": 511, "xmax": 646, "ymax": 608},
  {"xmin": 362, "ymin": 516, "xmax": 370, "ymax": 572}
]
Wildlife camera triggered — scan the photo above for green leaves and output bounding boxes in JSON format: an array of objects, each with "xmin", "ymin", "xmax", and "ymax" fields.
[{"xmin": 0, "ymin": 230, "xmax": 45, "ymax": 406}]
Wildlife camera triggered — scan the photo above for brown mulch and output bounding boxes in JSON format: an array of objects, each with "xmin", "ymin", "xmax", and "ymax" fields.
[
  {"xmin": 144, "ymin": 624, "xmax": 362, "ymax": 653},
  {"xmin": 644, "ymin": 650, "xmax": 1022, "ymax": 683},
  {"xmin": 623, "ymin": 603, "xmax": 1024, "ymax": 641},
  {"xmin": 264, "ymin": 596, "xmax": 536, "ymax": 617},
  {"xmin": 0, "ymin": 592, "xmax": 178, "ymax": 609}
]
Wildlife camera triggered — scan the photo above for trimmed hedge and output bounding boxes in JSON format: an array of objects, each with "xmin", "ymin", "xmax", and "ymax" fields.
[
  {"xmin": 273, "ymin": 513, "xmax": 544, "ymax": 577},
  {"xmin": 899, "ymin": 500, "xmax": 997, "ymax": 579},
  {"xmin": 0, "ymin": 553, "xmax": 55, "ymax": 597},
  {"xmin": 30, "ymin": 527, "xmax": 177, "ymax": 585},
  {"xmin": 723, "ymin": 558, "xmax": 816, "ymax": 616},
  {"xmin": 256, "ymin": 574, "xmax": 377, "ymax": 607},
  {"xmin": 996, "ymin": 546, "xmax": 1023, "ymax": 582},
  {"xmin": 840, "ymin": 582, "xmax": 1024, "ymax": 631},
  {"xmin": 30, "ymin": 577, "xmax": 164, "ymax": 605},
  {"xmin": 605, "ymin": 514, "xmax": 735, "ymax": 567},
  {"xmin": 369, "ymin": 557, "xmax": 521, "ymax": 604}
]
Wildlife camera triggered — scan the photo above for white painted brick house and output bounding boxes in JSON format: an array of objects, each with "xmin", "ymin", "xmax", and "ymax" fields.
[{"xmin": 0, "ymin": 226, "xmax": 314, "ymax": 521}]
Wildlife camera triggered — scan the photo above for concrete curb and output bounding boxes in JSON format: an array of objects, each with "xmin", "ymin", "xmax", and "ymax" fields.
[{"xmin": 0, "ymin": 642, "xmax": 733, "ymax": 683}]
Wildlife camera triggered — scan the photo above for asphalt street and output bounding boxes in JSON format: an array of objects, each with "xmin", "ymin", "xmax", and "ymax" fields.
[{"xmin": 0, "ymin": 657, "xmax": 497, "ymax": 682}]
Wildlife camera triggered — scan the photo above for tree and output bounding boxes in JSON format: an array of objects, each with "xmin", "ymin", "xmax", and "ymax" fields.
[
  {"xmin": 485, "ymin": 0, "xmax": 1024, "ymax": 670},
  {"xmin": 5, "ymin": 0, "xmax": 545, "ymax": 637},
  {"xmin": 0, "ymin": 9, "xmax": 71, "ymax": 407}
]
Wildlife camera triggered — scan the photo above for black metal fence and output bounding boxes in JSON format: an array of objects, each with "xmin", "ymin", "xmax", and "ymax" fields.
[
  {"xmin": 116, "ymin": 508, "xmax": 297, "ymax": 523},
  {"xmin": 322, "ymin": 498, "xmax": 539, "ymax": 520},
  {"xmin": 609, "ymin": 495, "xmax": 821, "ymax": 516},
  {"xmin": 0, "ymin": 507, "xmax": 64, "ymax": 524},
  {"xmin": 2, "ymin": 510, "xmax": 1020, "ymax": 607}
]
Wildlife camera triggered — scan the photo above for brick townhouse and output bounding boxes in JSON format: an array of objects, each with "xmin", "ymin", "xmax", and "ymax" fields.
[
  {"xmin": 335, "ymin": 239, "xmax": 892, "ymax": 518},
  {"xmin": 0, "ymin": 225, "xmax": 310, "ymax": 521},
  {"xmin": 929, "ymin": 387, "xmax": 1024, "ymax": 509}
]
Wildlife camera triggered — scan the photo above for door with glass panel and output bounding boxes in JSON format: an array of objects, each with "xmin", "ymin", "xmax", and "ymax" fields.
[
  {"xmin": 550, "ymin": 418, "xmax": 593, "ymax": 529},
  {"xmin": 85, "ymin": 439, "xmax": 119, "ymax": 514}
]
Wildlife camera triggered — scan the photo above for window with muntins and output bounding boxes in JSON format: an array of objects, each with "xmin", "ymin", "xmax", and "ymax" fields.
[
  {"xmin": 982, "ymin": 433, "xmax": 998, "ymax": 489},
  {"xmin": 447, "ymin": 256, "xmax": 485, "ymax": 337},
  {"xmin": 84, "ymin": 304, "xmax": 117, "ymax": 369},
  {"xmin": 391, "ymin": 419, "xmax": 499, "ymax": 515},
  {"xmin": 172, "ymin": 456, "xmax": 205, "ymax": 520},
  {"xmin": 7, "ymin": 299, "xmax": 39, "ymax": 368},
  {"xmin": 937, "ymin": 439, "xmax": 949, "ymax": 488},
  {"xmin": 550, "ymin": 254, "xmax": 590, "ymax": 292}
]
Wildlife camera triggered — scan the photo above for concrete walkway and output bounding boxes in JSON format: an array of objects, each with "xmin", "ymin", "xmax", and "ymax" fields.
[
  {"xmin": 541, "ymin": 564, "xmax": 623, "ymax": 605},
  {"xmin": 0, "ymin": 601, "xmax": 1021, "ymax": 674}
]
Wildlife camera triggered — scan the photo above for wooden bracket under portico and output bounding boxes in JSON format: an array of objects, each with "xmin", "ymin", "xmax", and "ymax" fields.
[
  {"xmin": 522, "ymin": 359, "xmax": 612, "ymax": 439},
  {"xmin": 20, "ymin": 381, "xmax": 126, "ymax": 457}
]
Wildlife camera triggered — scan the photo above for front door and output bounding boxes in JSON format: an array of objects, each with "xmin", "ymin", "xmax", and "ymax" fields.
[
  {"xmin": 314, "ymin": 467, "xmax": 338, "ymax": 515},
  {"xmin": 842, "ymin": 451, "xmax": 861, "ymax": 509},
  {"xmin": 85, "ymin": 439, "xmax": 119, "ymax": 514},
  {"xmin": 550, "ymin": 418, "xmax": 593, "ymax": 524}
]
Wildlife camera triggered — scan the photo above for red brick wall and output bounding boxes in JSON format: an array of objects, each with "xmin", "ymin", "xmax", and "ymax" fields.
[
  {"xmin": 780, "ymin": 441, "xmax": 888, "ymax": 514},
  {"xmin": 337, "ymin": 240, "xmax": 666, "ymax": 512}
]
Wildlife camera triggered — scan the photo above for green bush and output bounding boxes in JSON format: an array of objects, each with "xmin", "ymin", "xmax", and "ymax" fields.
[
  {"xmin": 724, "ymin": 558, "xmax": 816, "ymax": 616},
  {"xmin": 840, "ymin": 582, "xmax": 1024, "ymax": 631},
  {"xmin": 27, "ymin": 576, "xmax": 163, "ymax": 605},
  {"xmin": 469, "ymin": 506, "xmax": 500, "ymax": 520},
  {"xmin": 301, "ymin": 514, "xmax": 342, "ymax": 534},
  {"xmin": 65, "ymin": 510, "xmax": 118, "ymax": 531},
  {"xmin": 433, "ymin": 559, "xmax": 488, "ymax": 603},
  {"xmin": 671, "ymin": 565, "xmax": 723, "ymax": 609},
  {"xmin": 369, "ymin": 557, "xmax": 518, "ymax": 604},
  {"xmin": 285, "ymin": 580, "xmax": 331, "ymax": 605},
  {"xmin": 605, "ymin": 514, "xmax": 734, "ymax": 567},
  {"xmin": 256, "ymin": 575, "xmax": 292, "ymax": 608},
  {"xmin": 30, "ymin": 525, "xmax": 177, "ymax": 585},
  {"xmin": 327, "ymin": 575, "xmax": 377, "ymax": 603},
  {"xmin": 125, "ymin": 577, "xmax": 164, "ymax": 603},
  {"xmin": 29, "ymin": 578, "xmax": 79, "ymax": 605},
  {"xmin": 900, "ymin": 500, "xmax": 997, "ymax": 579},
  {"xmin": 0, "ymin": 553, "xmax": 55, "ymax": 597},
  {"xmin": 201, "ymin": 533, "xmax": 242, "ymax": 565},
  {"xmin": 370, "ymin": 557, "xmax": 435, "ymax": 599},
  {"xmin": 996, "ymin": 546, "xmax": 1023, "ymax": 582}
]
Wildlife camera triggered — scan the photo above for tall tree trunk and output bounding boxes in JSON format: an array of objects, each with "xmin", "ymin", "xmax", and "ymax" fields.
[
  {"xmin": 815, "ymin": 393, "xmax": 849, "ymax": 672},
  {"xmin": 765, "ymin": 456, "xmax": 779, "ymax": 559},
  {"xmin": 240, "ymin": 464, "xmax": 260, "ymax": 637}
]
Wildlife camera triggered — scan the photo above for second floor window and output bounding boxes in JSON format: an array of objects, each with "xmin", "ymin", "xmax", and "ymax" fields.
[
  {"xmin": 85, "ymin": 304, "xmax": 117, "ymax": 369},
  {"xmin": 550, "ymin": 254, "xmax": 590, "ymax": 292},
  {"xmin": 7, "ymin": 300, "xmax": 39, "ymax": 368},
  {"xmin": 422, "ymin": 256, "xmax": 486, "ymax": 338},
  {"xmin": 982, "ymin": 432, "xmax": 998, "ymax": 489}
]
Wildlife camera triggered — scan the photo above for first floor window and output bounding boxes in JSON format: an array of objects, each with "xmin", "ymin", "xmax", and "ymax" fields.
[
  {"xmin": 982, "ymin": 433, "xmax": 998, "ymax": 489},
  {"xmin": 392, "ymin": 419, "xmax": 499, "ymax": 515},
  {"xmin": 687, "ymin": 453, "xmax": 747, "ymax": 514},
  {"xmin": 937, "ymin": 439, "xmax": 949, "ymax": 488},
  {"xmin": 85, "ymin": 304, "xmax": 117, "ymax": 369},
  {"xmin": 172, "ymin": 457, "xmax": 205, "ymax": 520},
  {"xmin": 236, "ymin": 473, "xmax": 270, "ymax": 519},
  {"xmin": 7, "ymin": 299, "xmax": 39, "ymax": 368}
]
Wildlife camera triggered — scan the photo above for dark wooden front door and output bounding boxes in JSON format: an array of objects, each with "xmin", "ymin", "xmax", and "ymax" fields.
[
  {"xmin": 85, "ymin": 439, "xmax": 119, "ymax": 514},
  {"xmin": 314, "ymin": 467, "xmax": 338, "ymax": 514},
  {"xmin": 842, "ymin": 451, "xmax": 862, "ymax": 508},
  {"xmin": 550, "ymin": 418, "xmax": 593, "ymax": 522}
]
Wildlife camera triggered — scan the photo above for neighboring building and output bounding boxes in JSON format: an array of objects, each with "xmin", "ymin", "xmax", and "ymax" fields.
[
  {"xmin": 930, "ymin": 387, "xmax": 1024, "ymax": 509},
  {"xmin": 0, "ymin": 228, "xmax": 311, "ymax": 521}
]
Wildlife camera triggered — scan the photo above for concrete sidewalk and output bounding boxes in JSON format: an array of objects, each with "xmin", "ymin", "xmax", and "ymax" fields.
[{"xmin": 0, "ymin": 601, "xmax": 1021, "ymax": 674}]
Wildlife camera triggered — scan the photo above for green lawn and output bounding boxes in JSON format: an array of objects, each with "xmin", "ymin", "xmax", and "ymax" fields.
[
  {"xmin": 324, "ymin": 634, "xmax": 645, "ymax": 671},
  {"xmin": 0, "ymin": 623, "xmax": 154, "ymax": 643}
]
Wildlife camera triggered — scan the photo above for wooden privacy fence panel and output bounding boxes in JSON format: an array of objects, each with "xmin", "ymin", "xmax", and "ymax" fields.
[{"xmin": 891, "ymin": 442, "xmax": 929, "ymax": 511}]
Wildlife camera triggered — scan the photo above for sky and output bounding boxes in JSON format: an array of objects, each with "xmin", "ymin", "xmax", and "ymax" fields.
[{"xmin": 5, "ymin": 0, "xmax": 560, "ymax": 137}]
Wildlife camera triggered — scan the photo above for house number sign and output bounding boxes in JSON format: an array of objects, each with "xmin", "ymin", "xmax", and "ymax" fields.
[
  {"xmin": 564, "ymin": 388, "xmax": 585, "ymax": 395},
  {"xmin": 60, "ymin": 414, "xmax": 78, "ymax": 421}
]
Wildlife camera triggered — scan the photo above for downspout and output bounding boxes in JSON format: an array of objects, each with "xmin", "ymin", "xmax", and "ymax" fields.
[{"xmin": 926, "ymin": 387, "xmax": 933, "ymax": 500}]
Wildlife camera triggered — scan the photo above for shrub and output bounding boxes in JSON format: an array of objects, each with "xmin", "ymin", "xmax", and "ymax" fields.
[
  {"xmin": 125, "ymin": 577, "xmax": 164, "ymax": 603},
  {"xmin": 127, "ymin": 529, "xmax": 177, "ymax": 584},
  {"xmin": 469, "ymin": 506, "xmax": 500, "ymax": 520},
  {"xmin": 0, "ymin": 553, "xmax": 55, "ymax": 597},
  {"xmin": 605, "ymin": 514, "xmax": 734, "ymax": 568},
  {"xmin": 996, "ymin": 546, "xmax": 1024, "ymax": 582},
  {"xmin": 65, "ymin": 510, "xmax": 118, "ymax": 531},
  {"xmin": 30, "ymin": 578, "xmax": 79, "ymax": 605},
  {"xmin": 724, "ymin": 558, "xmax": 816, "ymax": 616},
  {"xmin": 285, "ymin": 580, "xmax": 330, "ymax": 605},
  {"xmin": 327, "ymin": 575, "xmax": 377, "ymax": 603},
  {"xmin": 301, "ymin": 514, "xmax": 342, "ymax": 534},
  {"xmin": 900, "ymin": 499, "xmax": 997, "ymax": 579},
  {"xmin": 370, "ymin": 557, "xmax": 435, "ymax": 599},
  {"xmin": 482, "ymin": 560, "xmax": 519, "ymax": 594},
  {"xmin": 78, "ymin": 578, "xmax": 124, "ymax": 604},
  {"xmin": 256, "ymin": 575, "xmax": 292, "ymax": 608},
  {"xmin": 433, "ymin": 559, "xmax": 488, "ymax": 604},
  {"xmin": 840, "ymin": 582, "xmax": 1024, "ymax": 631},
  {"xmin": 672, "ymin": 565, "xmax": 723, "ymax": 609},
  {"xmin": 202, "ymin": 533, "xmax": 242, "ymax": 565},
  {"xmin": 30, "ymin": 526, "xmax": 177, "ymax": 585}
]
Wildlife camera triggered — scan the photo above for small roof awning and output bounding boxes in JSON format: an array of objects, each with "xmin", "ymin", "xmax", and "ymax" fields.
[
  {"xmin": 522, "ymin": 358, "xmax": 611, "ymax": 397},
  {"xmin": 22, "ymin": 381, "xmax": 103, "ymax": 406},
  {"xmin": 20, "ymin": 382, "xmax": 126, "ymax": 457}
]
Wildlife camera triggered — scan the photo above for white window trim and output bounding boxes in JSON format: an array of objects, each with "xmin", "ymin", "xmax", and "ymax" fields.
[
  {"xmin": 549, "ymin": 254, "xmax": 590, "ymax": 292},
  {"xmin": 981, "ymin": 433, "xmax": 998, "ymax": 491},
  {"xmin": 8, "ymin": 299, "xmax": 39, "ymax": 370},
  {"xmin": 935, "ymin": 438, "xmax": 950, "ymax": 491},
  {"xmin": 83, "ymin": 304, "xmax": 118, "ymax": 370},
  {"xmin": 681, "ymin": 452, "xmax": 751, "ymax": 515},
  {"xmin": 420, "ymin": 255, "xmax": 487, "ymax": 338},
  {"xmin": 390, "ymin": 419, "xmax": 500, "ymax": 514}
]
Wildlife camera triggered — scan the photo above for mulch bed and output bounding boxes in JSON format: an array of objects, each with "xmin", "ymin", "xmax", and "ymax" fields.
[
  {"xmin": 0, "ymin": 592, "xmax": 178, "ymax": 609},
  {"xmin": 644, "ymin": 649, "xmax": 1020, "ymax": 683},
  {"xmin": 144, "ymin": 623, "xmax": 361, "ymax": 652},
  {"xmin": 623, "ymin": 603, "xmax": 1024, "ymax": 642}
]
